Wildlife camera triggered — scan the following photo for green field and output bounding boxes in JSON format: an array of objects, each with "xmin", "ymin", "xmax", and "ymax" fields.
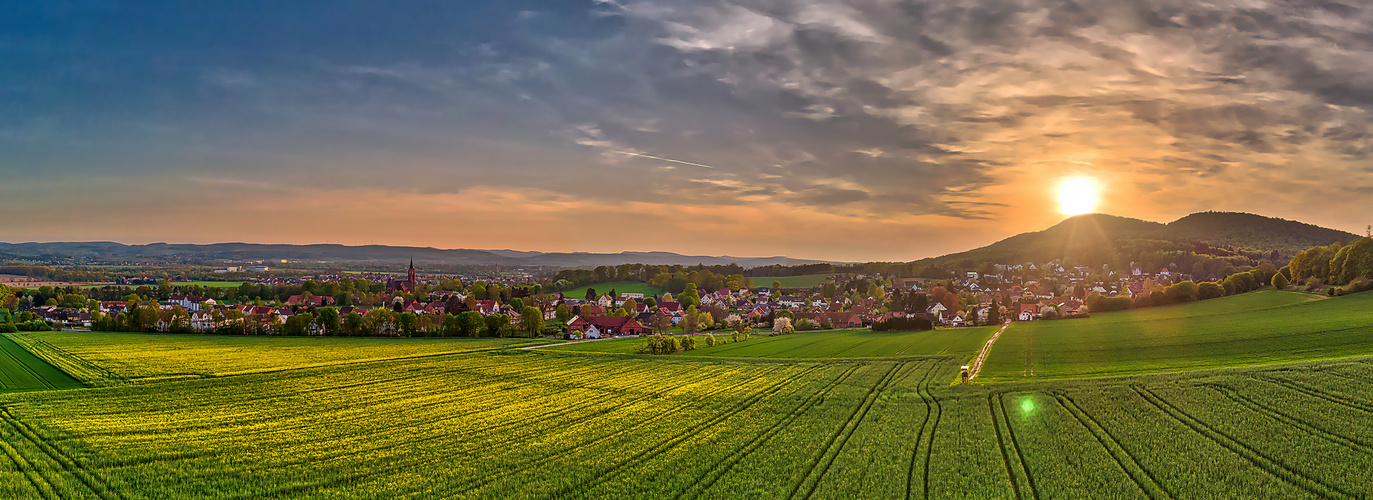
[
  {"xmin": 173, "ymin": 281, "xmax": 251, "ymax": 288},
  {"xmin": 0, "ymin": 339, "xmax": 1369, "ymax": 497},
  {"xmin": 0, "ymin": 336, "xmax": 81, "ymax": 391},
  {"xmin": 766, "ymin": 273, "xmax": 836, "ymax": 290},
  {"xmin": 535, "ymin": 327, "xmax": 995, "ymax": 360},
  {"xmin": 559, "ymin": 281, "xmax": 665, "ymax": 299},
  {"xmin": 0, "ymin": 292, "xmax": 1370, "ymax": 497},
  {"xmin": 980, "ymin": 289, "xmax": 1373, "ymax": 381},
  {"xmin": 680, "ymin": 328, "xmax": 995, "ymax": 359}
]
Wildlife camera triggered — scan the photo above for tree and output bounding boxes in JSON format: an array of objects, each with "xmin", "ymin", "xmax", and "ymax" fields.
[
  {"xmin": 820, "ymin": 282, "xmax": 838, "ymax": 299},
  {"xmin": 397, "ymin": 312, "xmax": 419, "ymax": 337},
  {"xmin": 585, "ymin": 288, "xmax": 597, "ymax": 301},
  {"xmin": 681, "ymin": 305, "xmax": 700, "ymax": 335},
  {"xmin": 554, "ymin": 303, "xmax": 573, "ymax": 325},
  {"xmin": 987, "ymin": 298, "xmax": 1002, "ymax": 325},
  {"xmin": 651, "ymin": 312, "xmax": 672, "ymax": 334},
  {"xmin": 343, "ymin": 312, "xmax": 364, "ymax": 336},
  {"xmin": 1164, "ymin": 281, "xmax": 1200, "ymax": 303},
  {"xmin": 364, "ymin": 308, "xmax": 394, "ymax": 336},
  {"xmin": 680, "ymin": 284, "xmax": 700, "ymax": 310},
  {"xmin": 1197, "ymin": 282, "xmax": 1225, "ymax": 300},
  {"xmin": 456, "ymin": 311, "xmax": 483, "ymax": 337},
  {"xmin": 520, "ymin": 306, "xmax": 544, "ymax": 337},
  {"xmin": 773, "ymin": 317, "xmax": 794, "ymax": 335},
  {"xmin": 772, "ymin": 280, "xmax": 782, "ymax": 292},
  {"xmin": 316, "ymin": 307, "xmax": 340, "ymax": 336},
  {"xmin": 1272, "ymin": 273, "xmax": 1290, "ymax": 290},
  {"xmin": 484, "ymin": 313, "xmax": 510, "ymax": 337}
]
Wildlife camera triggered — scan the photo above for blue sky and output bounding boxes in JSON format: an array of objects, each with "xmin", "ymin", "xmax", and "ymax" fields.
[{"xmin": 2, "ymin": 0, "xmax": 1371, "ymax": 261}]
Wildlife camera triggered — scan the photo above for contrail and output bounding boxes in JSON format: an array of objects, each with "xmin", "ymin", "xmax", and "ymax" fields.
[{"xmin": 615, "ymin": 151, "xmax": 715, "ymax": 169}]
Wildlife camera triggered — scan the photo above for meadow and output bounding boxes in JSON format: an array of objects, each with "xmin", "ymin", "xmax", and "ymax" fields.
[
  {"xmin": 0, "ymin": 292, "xmax": 1370, "ymax": 498},
  {"xmin": 535, "ymin": 327, "xmax": 995, "ymax": 360},
  {"xmin": 559, "ymin": 281, "xmax": 665, "ymax": 299},
  {"xmin": 767, "ymin": 273, "xmax": 835, "ymax": 290},
  {"xmin": 980, "ymin": 289, "xmax": 1373, "ymax": 380}
]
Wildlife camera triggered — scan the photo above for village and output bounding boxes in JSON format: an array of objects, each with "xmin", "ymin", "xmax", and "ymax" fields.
[{"xmin": 7, "ymin": 257, "xmax": 1218, "ymax": 337}]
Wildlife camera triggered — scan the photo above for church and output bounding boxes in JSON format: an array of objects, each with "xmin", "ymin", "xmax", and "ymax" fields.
[{"xmin": 387, "ymin": 259, "xmax": 418, "ymax": 293}]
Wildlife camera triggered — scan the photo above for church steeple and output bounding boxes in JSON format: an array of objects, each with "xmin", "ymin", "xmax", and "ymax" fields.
[{"xmin": 407, "ymin": 258, "xmax": 417, "ymax": 293}]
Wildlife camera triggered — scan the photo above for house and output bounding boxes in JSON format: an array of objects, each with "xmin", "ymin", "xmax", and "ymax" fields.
[
  {"xmin": 795, "ymin": 311, "xmax": 863, "ymax": 329},
  {"xmin": 169, "ymin": 296, "xmax": 214, "ymax": 311},
  {"xmin": 938, "ymin": 310, "xmax": 967, "ymax": 327},
  {"xmin": 1017, "ymin": 303, "xmax": 1038, "ymax": 321},
  {"xmin": 286, "ymin": 295, "xmax": 334, "ymax": 307},
  {"xmin": 191, "ymin": 310, "xmax": 214, "ymax": 331},
  {"xmin": 475, "ymin": 300, "xmax": 500, "ymax": 315},
  {"xmin": 566, "ymin": 316, "xmax": 648, "ymax": 336}
]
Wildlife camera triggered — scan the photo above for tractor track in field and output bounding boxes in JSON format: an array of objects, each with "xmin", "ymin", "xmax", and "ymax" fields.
[
  {"xmin": 257, "ymin": 365, "xmax": 799, "ymax": 500},
  {"xmin": 536, "ymin": 365, "xmax": 827, "ymax": 500},
  {"xmin": 1132, "ymin": 386, "xmax": 1355, "ymax": 499},
  {"xmin": 671, "ymin": 364, "xmax": 866, "ymax": 500},
  {"xmin": 0, "ymin": 408, "xmax": 123, "ymax": 500},
  {"xmin": 1205, "ymin": 384, "xmax": 1373, "ymax": 457},
  {"xmin": 790, "ymin": 362, "xmax": 907, "ymax": 500},
  {"xmin": 1052, "ymin": 393, "xmax": 1171, "ymax": 500},
  {"xmin": 905, "ymin": 361, "xmax": 941, "ymax": 500},
  {"xmin": 1252, "ymin": 375, "xmax": 1373, "ymax": 414}
]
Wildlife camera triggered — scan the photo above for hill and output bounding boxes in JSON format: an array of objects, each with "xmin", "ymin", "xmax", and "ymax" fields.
[
  {"xmin": 919, "ymin": 211, "xmax": 1360, "ymax": 268},
  {"xmin": 0, "ymin": 241, "xmax": 834, "ymax": 269}
]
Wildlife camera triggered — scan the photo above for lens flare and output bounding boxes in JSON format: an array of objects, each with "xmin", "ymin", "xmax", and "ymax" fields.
[{"xmin": 1057, "ymin": 176, "xmax": 1100, "ymax": 216}]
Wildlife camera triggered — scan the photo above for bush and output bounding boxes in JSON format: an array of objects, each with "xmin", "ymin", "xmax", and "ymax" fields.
[
  {"xmin": 705, "ymin": 334, "xmax": 717, "ymax": 347},
  {"xmin": 1272, "ymin": 273, "xmax": 1289, "ymax": 290},
  {"xmin": 732, "ymin": 331, "xmax": 749, "ymax": 343},
  {"xmin": 642, "ymin": 334, "xmax": 681, "ymax": 355},
  {"xmin": 1343, "ymin": 277, "xmax": 1373, "ymax": 294},
  {"xmin": 0, "ymin": 322, "xmax": 15, "ymax": 333},
  {"xmin": 1088, "ymin": 293, "xmax": 1133, "ymax": 312},
  {"xmin": 794, "ymin": 319, "xmax": 816, "ymax": 331},
  {"xmin": 871, "ymin": 316, "xmax": 934, "ymax": 332},
  {"xmin": 682, "ymin": 335, "xmax": 697, "ymax": 351},
  {"xmin": 1197, "ymin": 282, "xmax": 1225, "ymax": 300}
]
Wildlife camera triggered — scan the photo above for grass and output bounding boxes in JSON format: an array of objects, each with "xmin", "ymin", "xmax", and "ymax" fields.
[
  {"xmin": 0, "ymin": 335, "xmax": 81, "ymax": 391},
  {"xmin": 5, "ymin": 332, "xmax": 542, "ymax": 385},
  {"xmin": 680, "ymin": 327, "xmax": 997, "ymax": 359},
  {"xmin": 765, "ymin": 273, "xmax": 836, "ymax": 290},
  {"xmin": 560, "ymin": 281, "xmax": 665, "ymax": 299},
  {"xmin": 170, "ymin": 281, "xmax": 251, "ymax": 288},
  {"xmin": 980, "ymin": 289, "xmax": 1373, "ymax": 381}
]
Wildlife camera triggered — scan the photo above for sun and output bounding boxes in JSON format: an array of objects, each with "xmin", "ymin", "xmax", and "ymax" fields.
[{"xmin": 1057, "ymin": 176, "xmax": 1100, "ymax": 216}]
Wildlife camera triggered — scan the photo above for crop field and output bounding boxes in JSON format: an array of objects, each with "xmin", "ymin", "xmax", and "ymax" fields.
[
  {"xmin": 679, "ymin": 328, "xmax": 996, "ymax": 360},
  {"xmin": 559, "ymin": 281, "xmax": 665, "ymax": 299},
  {"xmin": 0, "ymin": 336, "xmax": 81, "ymax": 392},
  {"xmin": 0, "ymin": 339, "xmax": 1368, "ymax": 498},
  {"xmin": 981, "ymin": 290, "xmax": 1373, "ymax": 380},
  {"xmin": 5, "ymin": 332, "xmax": 541, "ymax": 385}
]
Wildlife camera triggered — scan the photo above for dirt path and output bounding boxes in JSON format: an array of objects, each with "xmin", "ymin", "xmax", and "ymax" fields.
[{"xmin": 967, "ymin": 321, "xmax": 1011, "ymax": 382}]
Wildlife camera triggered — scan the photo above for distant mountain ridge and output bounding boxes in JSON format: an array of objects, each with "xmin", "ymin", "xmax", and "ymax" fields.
[
  {"xmin": 917, "ymin": 211, "xmax": 1360, "ymax": 266},
  {"xmin": 0, "ymin": 241, "xmax": 835, "ymax": 268}
]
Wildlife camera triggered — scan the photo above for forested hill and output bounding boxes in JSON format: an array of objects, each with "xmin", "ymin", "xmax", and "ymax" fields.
[
  {"xmin": 0, "ymin": 242, "xmax": 834, "ymax": 268},
  {"xmin": 917, "ymin": 212, "xmax": 1360, "ymax": 269}
]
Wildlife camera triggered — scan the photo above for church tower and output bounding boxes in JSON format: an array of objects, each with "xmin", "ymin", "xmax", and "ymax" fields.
[{"xmin": 408, "ymin": 258, "xmax": 417, "ymax": 293}]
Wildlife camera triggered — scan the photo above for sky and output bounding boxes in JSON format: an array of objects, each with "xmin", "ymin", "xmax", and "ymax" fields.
[{"xmin": 2, "ymin": 0, "xmax": 1371, "ymax": 262}]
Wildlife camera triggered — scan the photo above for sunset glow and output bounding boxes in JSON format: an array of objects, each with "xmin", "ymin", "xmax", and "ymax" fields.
[{"xmin": 1057, "ymin": 177, "xmax": 1100, "ymax": 216}]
